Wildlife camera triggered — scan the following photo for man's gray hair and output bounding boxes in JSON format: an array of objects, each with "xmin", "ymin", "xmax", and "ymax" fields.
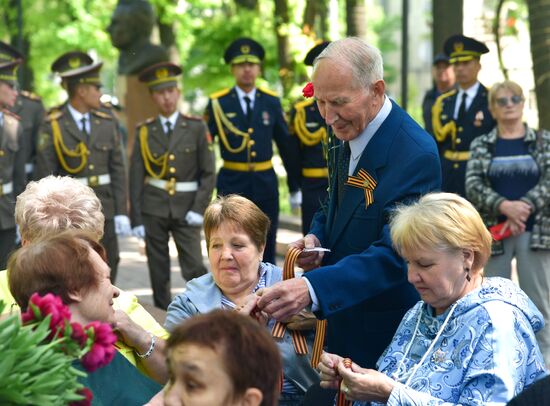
[{"xmin": 313, "ymin": 37, "xmax": 384, "ymax": 89}]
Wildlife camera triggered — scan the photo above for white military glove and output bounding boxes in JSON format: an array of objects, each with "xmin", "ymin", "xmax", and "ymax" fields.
[
  {"xmin": 132, "ymin": 225, "xmax": 145, "ymax": 240},
  {"xmin": 289, "ymin": 190, "xmax": 302, "ymax": 211},
  {"xmin": 114, "ymin": 215, "xmax": 132, "ymax": 236},
  {"xmin": 185, "ymin": 211, "xmax": 204, "ymax": 226}
]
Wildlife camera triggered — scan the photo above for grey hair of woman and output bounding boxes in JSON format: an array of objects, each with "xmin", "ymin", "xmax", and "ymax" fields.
[{"xmin": 312, "ymin": 37, "xmax": 384, "ymax": 89}]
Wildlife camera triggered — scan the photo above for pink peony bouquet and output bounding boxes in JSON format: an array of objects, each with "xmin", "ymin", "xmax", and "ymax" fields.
[{"xmin": 0, "ymin": 293, "xmax": 117, "ymax": 405}]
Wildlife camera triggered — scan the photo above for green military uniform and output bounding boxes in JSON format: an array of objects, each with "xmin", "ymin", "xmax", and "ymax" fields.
[
  {"xmin": 34, "ymin": 56, "xmax": 128, "ymax": 281},
  {"xmin": 0, "ymin": 42, "xmax": 25, "ymax": 268},
  {"xmin": 9, "ymin": 91, "xmax": 45, "ymax": 181},
  {"xmin": 130, "ymin": 62, "xmax": 216, "ymax": 309}
]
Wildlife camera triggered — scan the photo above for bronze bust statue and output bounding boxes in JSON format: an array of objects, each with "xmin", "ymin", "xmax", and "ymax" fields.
[{"xmin": 107, "ymin": 0, "xmax": 169, "ymax": 75}]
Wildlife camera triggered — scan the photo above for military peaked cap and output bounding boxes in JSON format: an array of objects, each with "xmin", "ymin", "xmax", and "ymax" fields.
[
  {"xmin": 138, "ymin": 62, "xmax": 182, "ymax": 91},
  {"xmin": 224, "ymin": 37, "xmax": 265, "ymax": 65},
  {"xmin": 443, "ymin": 34, "xmax": 489, "ymax": 64}
]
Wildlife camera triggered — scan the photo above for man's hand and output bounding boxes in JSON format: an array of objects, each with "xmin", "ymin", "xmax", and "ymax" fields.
[
  {"xmin": 114, "ymin": 215, "xmax": 132, "ymax": 236},
  {"xmin": 132, "ymin": 225, "xmax": 146, "ymax": 239},
  {"xmin": 289, "ymin": 234, "xmax": 324, "ymax": 271},
  {"xmin": 257, "ymin": 278, "xmax": 312, "ymax": 321},
  {"xmin": 185, "ymin": 210, "xmax": 204, "ymax": 227}
]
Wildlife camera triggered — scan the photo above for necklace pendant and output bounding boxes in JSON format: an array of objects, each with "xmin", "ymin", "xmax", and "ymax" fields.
[{"xmin": 431, "ymin": 348, "xmax": 446, "ymax": 364}]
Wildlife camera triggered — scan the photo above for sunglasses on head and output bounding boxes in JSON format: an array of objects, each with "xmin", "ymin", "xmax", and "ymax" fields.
[{"xmin": 495, "ymin": 95, "xmax": 523, "ymax": 107}]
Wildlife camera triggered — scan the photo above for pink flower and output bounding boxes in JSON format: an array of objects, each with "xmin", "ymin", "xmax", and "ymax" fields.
[
  {"xmin": 80, "ymin": 321, "xmax": 117, "ymax": 372},
  {"xmin": 302, "ymin": 82, "xmax": 314, "ymax": 98},
  {"xmin": 70, "ymin": 322, "xmax": 88, "ymax": 348},
  {"xmin": 70, "ymin": 387, "xmax": 93, "ymax": 406},
  {"xmin": 21, "ymin": 293, "xmax": 71, "ymax": 339}
]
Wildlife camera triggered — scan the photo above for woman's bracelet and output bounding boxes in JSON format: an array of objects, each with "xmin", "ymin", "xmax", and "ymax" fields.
[{"xmin": 136, "ymin": 332, "xmax": 156, "ymax": 359}]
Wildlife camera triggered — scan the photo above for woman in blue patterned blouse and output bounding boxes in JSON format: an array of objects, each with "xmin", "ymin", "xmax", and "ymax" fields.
[{"xmin": 318, "ymin": 193, "xmax": 546, "ymax": 405}]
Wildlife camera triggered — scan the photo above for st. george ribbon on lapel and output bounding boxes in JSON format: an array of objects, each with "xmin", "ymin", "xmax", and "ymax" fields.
[{"xmin": 345, "ymin": 168, "xmax": 377, "ymax": 208}]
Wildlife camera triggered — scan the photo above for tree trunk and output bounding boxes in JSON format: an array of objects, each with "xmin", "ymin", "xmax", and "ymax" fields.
[
  {"xmin": 346, "ymin": 0, "xmax": 367, "ymax": 38},
  {"xmin": 302, "ymin": 0, "xmax": 329, "ymax": 39},
  {"xmin": 527, "ymin": 0, "xmax": 550, "ymax": 129},
  {"xmin": 303, "ymin": 0, "xmax": 316, "ymax": 35},
  {"xmin": 274, "ymin": 0, "xmax": 292, "ymax": 97},
  {"xmin": 432, "ymin": 0, "xmax": 463, "ymax": 57}
]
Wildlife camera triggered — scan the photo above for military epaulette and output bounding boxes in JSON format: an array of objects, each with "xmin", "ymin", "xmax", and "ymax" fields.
[
  {"xmin": 294, "ymin": 98, "xmax": 316, "ymax": 110},
  {"xmin": 209, "ymin": 88, "xmax": 230, "ymax": 99},
  {"xmin": 20, "ymin": 90, "xmax": 42, "ymax": 101},
  {"xmin": 2, "ymin": 108, "xmax": 20, "ymax": 120},
  {"xmin": 135, "ymin": 117, "xmax": 156, "ymax": 128},
  {"xmin": 182, "ymin": 113, "xmax": 202, "ymax": 121},
  {"xmin": 45, "ymin": 108, "xmax": 63, "ymax": 122},
  {"xmin": 92, "ymin": 110, "xmax": 113, "ymax": 120},
  {"xmin": 258, "ymin": 87, "xmax": 279, "ymax": 97}
]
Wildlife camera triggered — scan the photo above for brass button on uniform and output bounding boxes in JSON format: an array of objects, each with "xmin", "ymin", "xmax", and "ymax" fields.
[
  {"xmin": 458, "ymin": 126, "xmax": 463, "ymax": 132},
  {"xmin": 453, "ymin": 163, "xmax": 459, "ymax": 169},
  {"xmin": 0, "ymin": 150, "xmax": 5, "ymax": 157},
  {"xmin": 248, "ymin": 128, "xmax": 254, "ymax": 134},
  {"xmin": 169, "ymin": 154, "xmax": 175, "ymax": 161},
  {"xmin": 169, "ymin": 167, "xmax": 176, "ymax": 174},
  {"xmin": 251, "ymin": 151, "xmax": 257, "ymax": 157},
  {"xmin": 456, "ymin": 138, "xmax": 461, "ymax": 144},
  {"xmin": 168, "ymin": 190, "xmax": 175, "ymax": 196},
  {"xmin": 89, "ymin": 164, "xmax": 95, "ymax": 170},
  {"xmin": 248, "ymin": 140, "xmax": 255, "ymax": 146},
  {"xmin": 170, "ymin": 177, "xmax": 176, "ymax": 182}
]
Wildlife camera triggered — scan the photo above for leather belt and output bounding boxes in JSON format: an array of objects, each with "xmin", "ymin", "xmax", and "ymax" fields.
[
  {"xmin": 0, "ymin": 182, "xmax": 13, "ymax": 196},
  {"xmin": 443, "ymin": 150, "xmax": 470, "ymax": 161},
  {"xmin": 302, "ymin": 167, "xmax": 328, "ymax": 178},
  {"xmin": 146, "ymin": 177, "xmax": 198, "ymax": 192},
  {"xmin": 75, "ymin": 174, "xmax": 111, "ymax": 187},
  {"xmin": 223, "ymin": 160, "xmax": 273, "ymax": 172}
]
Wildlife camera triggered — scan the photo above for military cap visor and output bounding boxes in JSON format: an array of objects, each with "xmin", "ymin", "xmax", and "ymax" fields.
[
  {"xmin": 304, "ymin": 41, "xmax": 330, "ymax": 66},
  {"xmin": 224, "ymin": 38, "xmax": 265, "ymax": 65},
  {"xmin": 0, "ymin": 59, "xmax": 22, "ymax": 85},
  {"xmin": 51, "ymin": 51, "xmax": 94, "ymax": 74},
  {"xmin": 0, "ymin": 42, "xmax": 24, "ymax": 65},
  {"xmin": 443, "ymin": 34, "xmax": 489, "ymax": 64},
  {"xmin": 60, "ymin": 61, "xmax": 103, "ymax": 86},
  {"xmin": 432, "ymin": 53, "xmax": 450, "ymax": 66},
  {"xmin": 138, "ymin": 62, "xmax": 182, "ymax": 91}
]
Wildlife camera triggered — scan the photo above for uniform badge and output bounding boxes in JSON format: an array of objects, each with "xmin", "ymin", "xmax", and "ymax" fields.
[
  {"xmin": 306, "ymin": 122, "xmax": 320, "ymax": 128},
  {"xmin": 345, "ymin": 168, "xmax": 377, "ymax": 209},
  {"xmin": 262, "ymin": 111, "xmax": 270, "ymax": 126},
  {"xmin": 473, "ymin": 110, "xmax": 484, "ymax": 127},
  {"xmin": 226, "ymin": 112, "xmax": 237, "ymax": 118},
  {"xmin": 37, "ymin": 133, "xmax": 50, "ymax": 152}
]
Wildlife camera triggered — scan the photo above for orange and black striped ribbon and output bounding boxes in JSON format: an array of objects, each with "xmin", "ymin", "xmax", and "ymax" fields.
[
  {"xmin": 271, "ymin": 247, "xmax": 309, "ymax": 355},
  {"xmin": 345, "ymin": 168, "xmax": 377, "ymax": 207},
  {"xmin": 336, "ymin": 358, "xmax": 353, "ymax": 406},
  {"xmin": 310, "ymin": 319, "xmax": 327, "ymax": 368}
]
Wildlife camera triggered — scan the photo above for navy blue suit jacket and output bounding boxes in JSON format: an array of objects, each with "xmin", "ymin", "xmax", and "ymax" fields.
[{"xmin": 304, "ymin": 101, "xmax": 441, "ymax": 368}]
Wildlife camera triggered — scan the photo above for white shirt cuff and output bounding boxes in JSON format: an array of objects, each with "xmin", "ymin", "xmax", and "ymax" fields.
[{"xmin": 303, "ymin": 276, "xmax": 319, "ymax": 312}]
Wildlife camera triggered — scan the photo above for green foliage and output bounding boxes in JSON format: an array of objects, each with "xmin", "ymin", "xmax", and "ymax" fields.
[{"xmin": 0, "ymin": 301, "xmax": 87, "ymax": 405}]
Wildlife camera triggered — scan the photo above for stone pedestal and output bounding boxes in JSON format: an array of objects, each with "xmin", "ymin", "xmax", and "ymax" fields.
[{"xmin": 116, "ymin": 75, "xmax": 158, "ymax": 157}]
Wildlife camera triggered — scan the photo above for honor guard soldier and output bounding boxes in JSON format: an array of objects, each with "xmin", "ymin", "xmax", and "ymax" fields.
[
  {"xmin": 0, "ymin": 44, "xmax": 25, "ymax": 268},
  {"xmin": 1, "ymin": 42, "xmax": 46, "ymax": 184},
  {"xmin": 206, "ymin": 37, "xmax": 300, "ymax": 264},
  {"xmin": 432, "ymin": 35, "xmax": 496, "ymax": 197},
  {"xmin": 35, "ymin": 53, "xmax": 131, "ymax": 282},
  {"xmin": 131, "ymin": 62, "xmax": 215, "ymax": 309},
  {"xmin": 288, "ymin": 41, "xmax": 330, "ymax": 235}
]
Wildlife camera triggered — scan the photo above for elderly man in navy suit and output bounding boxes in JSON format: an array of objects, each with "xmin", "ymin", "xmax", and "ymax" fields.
[{"xmin": 258, "ymin": 38, "xmax": 441, "ymax": 399}]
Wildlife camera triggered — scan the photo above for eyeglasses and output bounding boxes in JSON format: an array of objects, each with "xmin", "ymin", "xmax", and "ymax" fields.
[{"xmin": 495, "ymin": 95, "xmax": 523, "ymax": 107}]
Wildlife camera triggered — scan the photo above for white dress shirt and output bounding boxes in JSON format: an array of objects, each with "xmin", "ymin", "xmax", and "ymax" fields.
[
  {"xmin": 159, "ymin": 111, "xmax": 179, "ymax": 134},
  {"xmin": 453, "ymin": 82, "xmax": 480, "ymax": 119},
  {"xmin": 67, "ymin": 103, "xmax": 91, "ymax": 134},
  {"xmin": 234, "ymin": 86, "xmax": 257, "ymax": 116}
]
